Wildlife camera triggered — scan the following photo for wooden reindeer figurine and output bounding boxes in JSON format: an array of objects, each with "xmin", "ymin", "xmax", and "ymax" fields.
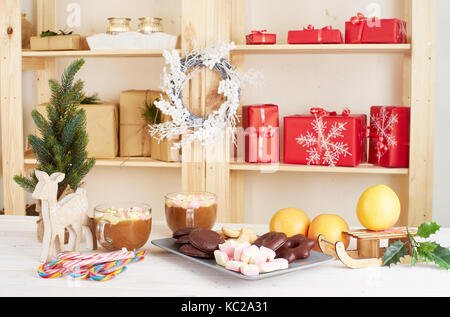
[{"xmin": 32, "ymin": 170, "xmax": 93, "ymax": 262}]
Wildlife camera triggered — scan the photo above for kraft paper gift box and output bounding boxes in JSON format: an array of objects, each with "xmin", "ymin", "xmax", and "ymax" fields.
[
  {"xmin": 288, "ymin": 25, "xmax": 343, "ymax": 44},
  {"xmin": 120, "ymin": 90, "xmax": 181, "ymax": 161},
  {"xmin": 368, "ymin": 106, "xmax": 410, "ymax": 168},
  {"xmin": 284, "ymin": 108, "xmax": 367, "ymax": 167},
  {"xmin": 30, "ymin": 35, "xmax": 88, "ymax": 51},
  {"xmin": 36, "ymin": 103, "xmax": 119, "ymax": 158},
  {"xmin": 119, "ymin": 90, "xmax": 158, "ymax": 157},
  {"xmin": 345, "ymin": 13, "xmax": 407, "ymax": 44},
  {"xmin": 149, "ymin": 115, "xmax": 181, "ymax": 162}
]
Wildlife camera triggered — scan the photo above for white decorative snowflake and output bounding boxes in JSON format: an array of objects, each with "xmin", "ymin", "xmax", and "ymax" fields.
[
  {"xmin": 296, "ymin": 116, "xmax": 351, "ymax": 167},
  {"xmin": 370, "ymin": 107, "xmax": 398, "ymax": 159}
]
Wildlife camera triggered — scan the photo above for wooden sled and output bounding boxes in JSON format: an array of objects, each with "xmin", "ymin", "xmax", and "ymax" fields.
[{"xmin": 318, "ymin": 227, "xmax": 417, "ymax": 269}]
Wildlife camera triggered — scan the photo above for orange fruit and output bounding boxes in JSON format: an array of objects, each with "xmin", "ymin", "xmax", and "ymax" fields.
[
  {"xmin": 356, "ymin": 184, "xmax": 401, "ymax": 231},
  {"xmin": 270, "ymin": 208, "xmax": 310, "ymax": 237},
  {"xmin": 307, "ymin": 214, "xmax": 350, "ymax": 252}
]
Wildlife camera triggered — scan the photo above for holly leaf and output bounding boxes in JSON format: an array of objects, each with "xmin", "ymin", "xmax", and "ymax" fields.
[
  {"xmin": 417, "ymin": 222, "xmax": 440, "ymax": 238},
  {"xmin": 417, "ymin": 242, "xmax": 438, "ymax": 263},
  {"xmin": 410, "ymin": 245, "xmax": 418, "ymax": 267},
  {"xmin": 383, "ymin": 240, "xmax": 408, "ymax": 267},
  {"xmin": 430, "ymin": 244, "xmax": 450, "ymax": 270}
]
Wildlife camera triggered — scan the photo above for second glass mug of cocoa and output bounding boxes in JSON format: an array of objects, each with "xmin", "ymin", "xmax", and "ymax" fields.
[{"xmin": 165, "ymin": 192, "xmax": 217, "ymax": 232}]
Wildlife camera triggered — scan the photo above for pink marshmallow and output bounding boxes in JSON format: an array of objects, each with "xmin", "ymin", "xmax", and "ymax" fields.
[
  {"xmin": 259, "ymin": 246, "xmax": 276, "ymax": 261},
  {"xmin": 225, "ymin": 261, "xmax": 244, "ymax": 272},
  {"xmin": 214, "ymin": 250, "xmax": 229, "ymax": 267},
  {"xmin": 240, "ymin": 264, "xmax": 260, "ymax": 276},
  {"xmin": 250, "ymin": 250, "xmax": 269, "ymax": 266},
  {"xmin": 233, "ymin": 242, "xmax": 251, "ymax": 261},
  {"xmin": 218, "ymin": 240, "xmax": 238, "ymax": 259},
  {"xmin": 259, "ymin": 258, "xmax": 289, "ymax": 273},
  {"xmin": 241, "ymin": 245, "xmax": 260, "ymax": 264}
]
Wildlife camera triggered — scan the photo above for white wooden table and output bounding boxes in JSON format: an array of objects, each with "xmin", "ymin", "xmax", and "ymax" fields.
[{"xmin": 0, "ymin": 216, "xmax": 449, "ymax": 297}]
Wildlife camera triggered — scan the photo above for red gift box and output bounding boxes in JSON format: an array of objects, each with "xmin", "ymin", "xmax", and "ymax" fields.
[
  {"xmin": 368, "ymin": 106, "xmax": 410, "ymax": 168},
  {"xmin": 242, "ymin": 105, "xmax": 280, "ymax": 163},
  {"xmin": 345, "ymin": 13, "xmax": 407, "ymax": 44},
  {"xmin": 288, "ymin": 25, "xmax": 343, "ymax": 44},
  {"xmin": 246, "ymin": 30, "xmax": 277, "ymax": 45},
  {"xmin": 284, "ymin": 108, "xmax": 367, "ymax": 167}
]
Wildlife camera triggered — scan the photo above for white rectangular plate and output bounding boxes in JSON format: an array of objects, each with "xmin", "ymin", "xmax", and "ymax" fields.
[{"xmin": 151, "ymin": 238, "xmax": 335, "ymax": 280}]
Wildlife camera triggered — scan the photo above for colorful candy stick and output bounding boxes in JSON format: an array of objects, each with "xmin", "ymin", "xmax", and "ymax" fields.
[{"xmin": 37, "ymin": 249, "xmax": 147, "ymax": 282}]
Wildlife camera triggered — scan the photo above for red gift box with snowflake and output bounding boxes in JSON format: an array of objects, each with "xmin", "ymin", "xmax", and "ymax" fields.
[
  {"xmin": 288, "ymin": 25, "xmax": 343, "ymax": 44},
  {"xmin": 368, "ymin": 106, "xmax": 410, "ymax": 168},
  {"xmin": 284, "ymin": 108, "xmax": 367, "ymax": 167},
  {"xmin": 345, "ymin": 13, "xmax": 407, "ymax": 44},
  {"xmin": 246, "ymin": 30, "xmax": 277, "ymax": 45},
  {"xmin": 242, "ymin": 105, "xmax": 280, "ymax": 163}
]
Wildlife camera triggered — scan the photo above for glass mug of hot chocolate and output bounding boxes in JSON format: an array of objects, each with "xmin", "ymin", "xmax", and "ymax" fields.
[
  {"xmin": 165, "ymin": 192, "xmax": 217, "ymax": 232},
  {"xmin": 94, "ymin": 202, "xmax": 152, "ymax": 251}
]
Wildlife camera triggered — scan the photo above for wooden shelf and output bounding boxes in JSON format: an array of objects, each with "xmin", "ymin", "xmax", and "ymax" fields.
[
  {"xmin": 232, "ymin": 44, "xmax": 412, "ymax": 55},
  {"xmin": 229, "ymin": 162, "xmax": 408, "ymax": 175},
  {"xmin": 24, "ymin": 155, "xmax": 181, "ymax": 168},
  {"xmin": 22, "ymin": 49, "xmax": 171, "ymax": 58}
]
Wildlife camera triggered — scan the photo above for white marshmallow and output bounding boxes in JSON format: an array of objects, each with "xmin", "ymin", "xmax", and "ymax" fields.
[
  {"xmin": 214, "ymin": 250, "xmax": 229, "ymax": 267},
  {"xmin": 233, "ymin": 242, "xmax": 251, "ymax": 261},
  {"xmin": 259, "ymin": 258, "xmax": 289, "ymax": 273},
  {"xmin": 259, "ymin": 246, "xmax": 276, "ymax": 261},
  {"xmin": 241, "ymin": 245, "xmax": 260, "ymax": 264},
  {"xmin": 225, "ymin": 260, "xmax": 244, "ymax": 272},
  {"xmin": 240, "ymin": 264, "xmax": 260, "ymax": 276}
]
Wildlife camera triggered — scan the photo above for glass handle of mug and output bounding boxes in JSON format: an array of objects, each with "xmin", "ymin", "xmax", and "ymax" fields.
[
  {"xmin": 96, "ymin": 219, "xmax": 113, "ymax": 248},
  {"xmin": 186, "ymin": 208, "xmax": 194, "ymax": 227}
]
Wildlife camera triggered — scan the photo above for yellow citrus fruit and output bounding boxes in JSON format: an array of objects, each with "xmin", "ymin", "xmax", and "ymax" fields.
[
  {"xmin": 307, "ymin": 214, "xmax": 350, "ymax": 252},
  {"xmin": 270, "ymin": 208, "xmax": 310, "ymax": 237},
  {"xmin": 356, "ymin": 184, "xmax": 401, "ymax": 231}
]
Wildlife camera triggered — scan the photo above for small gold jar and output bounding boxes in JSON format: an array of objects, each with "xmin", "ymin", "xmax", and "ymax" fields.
[
  {"xmin": 137, "ymin": 17, "xmax": 163, "ymax": 34},
  {"xmin": 106, "ymin": 17, "xmax": 131, "ymax": 35}
]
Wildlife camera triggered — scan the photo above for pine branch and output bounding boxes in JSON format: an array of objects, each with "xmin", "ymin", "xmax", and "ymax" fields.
[
  {"xmin": 13, "ymin": 175, "xmax": 37, "ymax": 193},
  {"xmin": 14, "ymin": 58, "xmax": 95, "ymax": 196}
]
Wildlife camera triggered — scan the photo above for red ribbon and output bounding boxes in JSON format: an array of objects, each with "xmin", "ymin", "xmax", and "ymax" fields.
[
  {"xmin": 302, "ymin": 25, "xmax": 333, "ymax": 43},
  {"xmin": 350, "ymin": 12, "xmax": 367, "ymax": 24},
  {"xmin": 251, "ymin": 30, "xmax": 268, "ymax": 35},
  {"xmin": 366, "ymin": 125, "xmax": 389, "ymax": 163},
  {"xmin": 310, "ymin": 107, "xmax": 350, "ymax": 117}
]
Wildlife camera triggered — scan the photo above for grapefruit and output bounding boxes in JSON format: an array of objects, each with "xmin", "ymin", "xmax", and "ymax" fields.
[
  {"xmin": 307, "ymin": 214, "xmax": 350, "ymax": 252},
  {"xmin": 270, "ymin": 208, "xmax": 310, "ymax": 237},
  {"xmin": 356, "ymin": 184, "xmax": 401, "ymax": 231}
]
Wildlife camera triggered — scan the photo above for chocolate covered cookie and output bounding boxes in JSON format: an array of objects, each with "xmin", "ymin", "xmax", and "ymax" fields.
[
  {"xmin": 172, "ymin": 227, "xmax": 197, "ymax": 239},
  {"xmin": 175, "ymin": 235, "xmax": 191, "ymax": 245},
  {"xmin": 179, "ymin": 244, "xmax": 212, "ymax": 259},
  {"xmin": 253, "ymin": 232, "xmax": 288, "ymax": 251},
  {"xmin": 189, "ymin": 228, "xmax": 225, "ymax": 253},
  {"xmin": 275, "ymin": 234, "xmax": 315, "ymax": 263}
]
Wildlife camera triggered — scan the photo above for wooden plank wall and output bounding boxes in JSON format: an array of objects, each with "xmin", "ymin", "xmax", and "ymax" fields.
[
  {"xmin": 407, "ymin": 0, "xmax": 437, "ymax": 225},
  {"xmin": 0, "ymin": 0, "xmax": 26, "ymax": 215}
]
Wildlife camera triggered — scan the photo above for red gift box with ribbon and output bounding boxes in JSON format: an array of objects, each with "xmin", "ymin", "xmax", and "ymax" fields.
[
  {"xmin": 246, "ymin": 30, "xmax": 277, "ymax": 45},
  {"xmin": 284, "ymin": 108, "xmax": 367, "ymax": 167},
  {"xmin": 288, "ymin": 25, "xmax": 343, "ymax": 44},
  {"xmin": 242, "ymin": 105, "xmax": 280, "ymax": 163},
  {"xmin": 368, "ymin": 106, "xmax": 410, "ymax": 168},
  {"xmin": 345, "ymin": 13, "xmax": 407, "ymax": 44}
]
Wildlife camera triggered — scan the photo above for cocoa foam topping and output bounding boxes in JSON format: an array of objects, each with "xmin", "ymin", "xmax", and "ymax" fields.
[
  {"xmin": 95, "ymin": 206, "xmax": 151, "ymax": 225},
  {"xmin": 166, "ymin": 193, "xmax": 216, "ymax": 209}
]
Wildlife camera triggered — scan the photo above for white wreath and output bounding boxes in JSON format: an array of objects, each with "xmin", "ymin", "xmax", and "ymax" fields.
[{"xmin": 149, "ymin": 42, "xmax": 240, "ymax": 149}]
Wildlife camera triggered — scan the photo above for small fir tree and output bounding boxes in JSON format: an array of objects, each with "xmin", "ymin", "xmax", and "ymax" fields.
[{"xmin": 14, "ymin": 58, "xmax": 95, "ymax": 198}]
